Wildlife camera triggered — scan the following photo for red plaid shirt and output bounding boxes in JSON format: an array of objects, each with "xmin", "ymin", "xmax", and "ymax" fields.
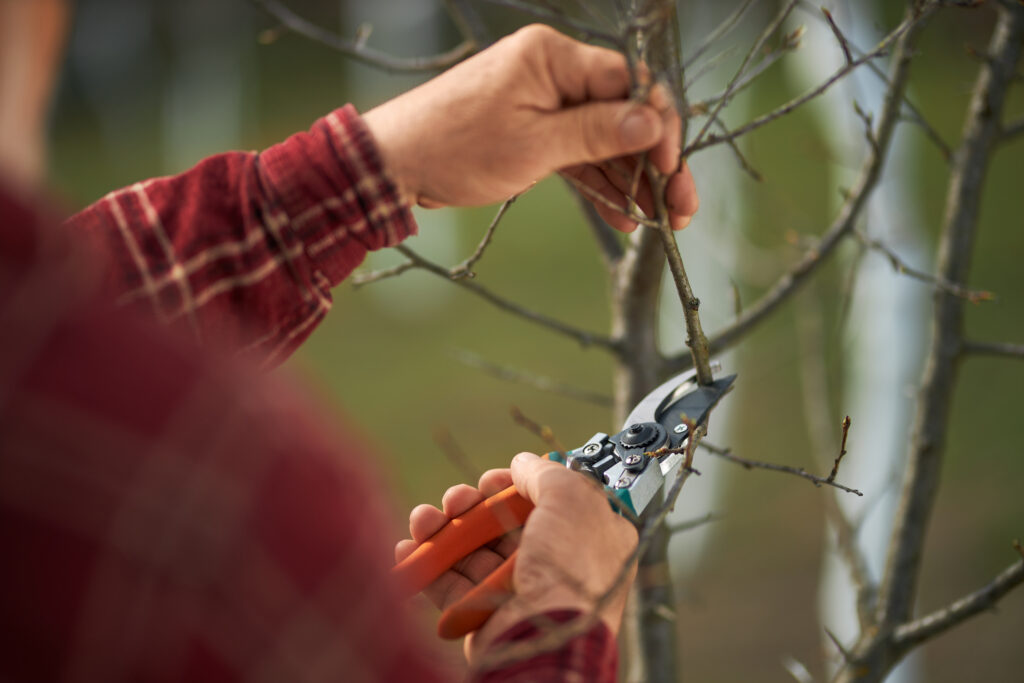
[{"xmin": 0, "ymin": 105, "xmax": 617, "ymax": 682}]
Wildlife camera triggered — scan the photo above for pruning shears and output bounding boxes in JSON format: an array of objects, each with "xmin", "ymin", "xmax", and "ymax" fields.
[{"xmin": 391, "ymin": 364, "xmax": 736, "ymax": 639}]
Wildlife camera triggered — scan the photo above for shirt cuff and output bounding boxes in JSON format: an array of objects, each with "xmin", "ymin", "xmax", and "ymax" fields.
[
  {"xmin": 258, "ymin": 104, "xmax": 418, "ymax": 289},
  {"xmin": 471, "ymin": 610, "xmax": 618, "ymax": 682}
]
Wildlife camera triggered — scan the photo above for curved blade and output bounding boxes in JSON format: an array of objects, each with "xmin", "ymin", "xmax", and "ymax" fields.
[{"xmin": 622, "ymin": 362, "xmax": 733, "ymax": 430}]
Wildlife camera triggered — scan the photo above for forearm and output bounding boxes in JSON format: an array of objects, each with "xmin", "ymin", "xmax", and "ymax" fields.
[{"xmin": 66, "ymin": 105, "xmax": 416, "ymax": 368}]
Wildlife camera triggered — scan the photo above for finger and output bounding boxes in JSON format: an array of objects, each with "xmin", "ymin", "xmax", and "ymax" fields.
[
  {"xmin": 395, "ymin": 538, "xmax": 419, "ymax": 564},
  {"xmin": 648, "ymin": 84, "xmax": 682, "ymax": 175},
  {"xmin": 548, "ymin": 101, "xmax": 663, "ymax": 170},
  {"xmin": 562, "ymin": 164, "xmax": 639, "ymax": 233},
  {"xmin": 409, "ymin": 503, "xmax": 448, "ymax": 543},
  {"xmin": 478, "ymin": 468, "xmax": 513, "ymax": 497},
  {"xmin": 665, "ymin": 162, "xmax": 699, "ymax": 229},
  {"xmin": 509, "ymin": 451, "xmax": 579, "ymax": 506},
  {"xmin": 441, "ymin": 483, "xmax": 486, "ymax": 519},
  {"xmin": 422, "ymin": 546, "xmax": 511, "ymax": 610}
]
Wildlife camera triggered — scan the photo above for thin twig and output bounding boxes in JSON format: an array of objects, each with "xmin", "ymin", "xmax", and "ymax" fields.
[
  {"xmin": 682, "ymin": 0, "xmax": 761, "ymax": 70},
  {"xmin": 350, "ymin": 259, "xmax": 417, "ymax": 287},
  {"xmin": 1001, "ymin": 116, "xmax": 1024, "ymax": 142},
  {"xmin": 450, "ymin": 196, "xmax": 517, "ymax": 279},
  {"xmin": 666, "ymin": 512, "xmax": 721, "ymax": 535},
  {"xmin": 450, "ymin": 348, "xmax": 613, "ymax": 407},
  {"xmin": 432, "ymin": 427, "xmax": 482, "ymax": 482},
  {"xmin": 795, "ymin": 0, "xmax": 953, "ymax": 161},
  {"xmin": 825, "ymin": 626, "xmax": 855, "ymax": 664},
  {"xmin": 685, "ymin": 11, "xmax": 920, "ymax": 155},
  {"xmin": 699, "ymin": 441, "xmax": 863, "ymax": 496},
  {"xmin": 481, "ymin": 0, "xmax": 623, "ymax": 46},
  {"xmin": 509, "ymin": 406, "xmax": 566, "ymax": 453},
  {"xmin": 854, "ymin": 229, "xmax": 995, "ymax": 303},
  {"xmin": 827, "ymin": 416, "xmax": 852, "ymax": 483},
  {"xmin": 666, "ymin": 10, "xmax": 929, "ymax": 374},
  {"xmin": 380, "ymin": 245, "xmax": 618, "ymax": 351},
  {"xmin": 891, "ymin": 544, "xmax": 1024, "ymax": 651},
  {"xmin": 251, "ymin": 0, "xmax": 475, "ymax": 72},
  {"xmin": 961, "ymin": 340, "xmax": 1024, "ymax": 359},
  {"xmin": 565, "ymin": 176, "xmax": 660, "ymax": 228},
  {"xmin": 567, "ymin": 183, "xmax": 625, "ymax": 265},
  {"xmin": 688, "ymin": 0, "xmax": 801, "ymax": 152},
  {"xmin": 821, "ymin": 8, "xmax": 854, "ymax": 66}
]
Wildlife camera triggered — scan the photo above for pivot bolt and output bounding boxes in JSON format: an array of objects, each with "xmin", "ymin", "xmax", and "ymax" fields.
[
  {"xmin": 582, "ymin": 443, "xmax": 601, "ymax": 456},
  {"xmin": 673, "ymin": 424, "xmax": 688, "ymax": 434},
  {"xmin": 625, "ymin": 454, "xmax": 642, "ymax": 465},
  {"xmin": 615, "ymin": 477, "xmax": 631, "ymax": 489}
]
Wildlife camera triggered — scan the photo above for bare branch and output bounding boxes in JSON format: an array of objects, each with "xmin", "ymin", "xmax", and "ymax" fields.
[
  {"xmin": 685, "ymin": 13, "xmax": 918, "ymax": 155},
  {"xmin": 699, "ymin": 441, "xmax": 864, "ymax": 496},
  {"xmin": 961, "ymin": 340, "xmax": 1024, "ymax": 359},
  {"xmin": 874, "ymin": 4, "xmax": 1024, "ymax": 635},
  {"xmin": 565, "ymin": 175, "xmax": 660, "ymax": 228},
  {"xmin": 825, "ymin": 626, "xmax": 856, "ymax": 664},
  {"xmin": 1001, "ymin": 116, "xmax": 1024, "ymax": 142},
  {"xmin": 821, "ymin": 8, "xmax": 854, "ymax": 66},
  {"xmin": 350, "ymin": 259, "xmax": 416, "ymax": 287},
  {"xmin": 380, "ymin": 245, "xmax": 618, "ymax": 351},
  {"xmin": 827, "ymin": 416, "xmax": 852, "ymax": 484},
  {"xmin": 892, "ymin": 544, "xmax": 1024, "ymax": 652},
  {"xmin": 481, "ymin": 0, "xmax": 623, "ymax": 46},
  {"xmin": 567, "ymin": 183, "xmax": 625, "ymax": 265},
  {"xmin": 795, "ymin": 0, "xmax": 954, "ymax": 161},
  {"xmin": 682, "ymin": 0, "xmax": 761, "ymax": 70},
  {"xmin": 667, "ymin": 512, "xmax": 721, "ymax": 535},
  {"xmin": 251, "ymin": 0, "xmax": 475, "ymax": 72},
  {"xmin": 509, "ymin": 405, "xmax": 566, "ymax": 453},
  {"xmin": 854, "ymin": 229, "xmax": 995, "ymax": 303},
  {"xmin": 450, "ymin": 196, "xmax": 517, "ymax": 279},
  {"xmin": 432, "ymin": 427, "xmax": 482, "ymax": 482},
  {"xmin": 688, "ymin": 0, "xmax": 801, "ymax": 152},
  {"xmin": 666, "ymin": 11, "xmax": 929, "ymax": 373},
  {"xmin": 450, "ymin": 348, "xmax": 613, "ymax": 407}
]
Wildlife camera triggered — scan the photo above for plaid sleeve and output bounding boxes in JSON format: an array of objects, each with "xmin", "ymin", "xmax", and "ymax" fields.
[
  {"xmin": 472, "ymin": 611, "xmax": 619, "ymax": 682},
  {"xmin": 65, "ymin": 104, "xmax": 417, "ymax": 369}
]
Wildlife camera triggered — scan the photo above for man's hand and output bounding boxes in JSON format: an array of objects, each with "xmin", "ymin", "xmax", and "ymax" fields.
[
  {"xmin": 363, "ymin": 24, "xmax": 698, "ymax": 232},
  {"xmin": 394, "ymin": 452, "xmax": 638, "ymax": 661}
]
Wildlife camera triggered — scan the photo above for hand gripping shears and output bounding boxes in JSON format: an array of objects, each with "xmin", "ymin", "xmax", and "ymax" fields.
[{"xmin": 391, "ymin": 365, "xmax": 736, "ymax": 639}]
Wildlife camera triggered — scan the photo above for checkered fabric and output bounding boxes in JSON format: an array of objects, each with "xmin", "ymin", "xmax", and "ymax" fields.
[{"xmin": 0, "ymin": 105, "xmax": 617, "ymax": 682}]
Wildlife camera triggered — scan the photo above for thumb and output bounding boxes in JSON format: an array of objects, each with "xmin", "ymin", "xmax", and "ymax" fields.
[
  {"xmin": 548, "ymin": 101, "xmax": 664, "ymax": 168},
  {"xmin": 510, "ymin": 452, "xmax": 570, "ymax": 506}
]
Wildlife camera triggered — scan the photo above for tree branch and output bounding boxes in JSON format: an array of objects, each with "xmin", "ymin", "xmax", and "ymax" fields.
[
  {"xmin": 358, "ymin": 244, "xmax": 618, "ymax": 351},
  {"xmin": 481, "ymin": 0, "xmax": 623, "ymax": 46},
  {"xmin": 450, "ymin": 196, "xmax": 517, "ymax": 279},
  {"xmin": 961, "ymin": 340, "xmax": 1024, "ymax": 359},
  {"xmin": 699, "ymin": 441, "xmax": 863, "ymax": 496},
  {"xmin": 1000, "ymin": 116, "xmax": 1024, "ymax": 143},
  {"xmin": 666, "ymin": 8, "xmax": 929, "ymax": 374},
  {"xmin": 854, "ymin": 229, "xmax": 995, "ymax": 304},
  {"xmin": 874, "ymin": 2, "xmax": 1024, "ymax": 635},
  {"xmin": 892, "ymin": 544, "xmax": 1024, "ymax": 652},
  {"xmin": 251, "ymin": 0, "xmax": 475, "ymax": 72},
  {"xmin": 450, "ymin": 348, "xmax": 613, "ymax": 407},
  {"xmin": 685, "ymin": 13, "xmax": 917, "ymax": 155}
]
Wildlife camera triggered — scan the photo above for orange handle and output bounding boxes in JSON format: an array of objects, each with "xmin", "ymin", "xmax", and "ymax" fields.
[
  {"xmin": 437, "ymin": 549, "xmax": 518, "ymax": 639},
  {"xmin": 391, "ymin": 485, "xmax": 533, "ymax": 600}
]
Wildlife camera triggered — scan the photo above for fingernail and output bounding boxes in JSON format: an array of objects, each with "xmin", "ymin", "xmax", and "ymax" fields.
[{"xmin": 620, "ymin": 108, "xmax": 660, "ymax": 148}]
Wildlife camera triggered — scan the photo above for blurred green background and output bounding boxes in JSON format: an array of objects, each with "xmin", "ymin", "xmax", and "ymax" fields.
[{"xmin": 48, "ymin": 1, "xmax": 1023, "ymax": 680}]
